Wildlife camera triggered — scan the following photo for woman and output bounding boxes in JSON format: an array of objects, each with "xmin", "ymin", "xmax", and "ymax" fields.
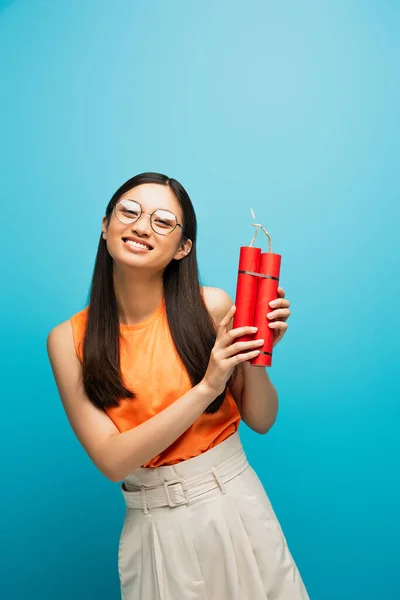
[{"xmin": 47, "ymin": 172, "xmax": 310, "ymax": 599}]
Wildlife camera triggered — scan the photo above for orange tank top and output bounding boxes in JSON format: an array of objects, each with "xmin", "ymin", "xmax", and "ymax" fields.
[{"xmin": 69, "ymin": 297, "xmax": 241, "ymax": 468}]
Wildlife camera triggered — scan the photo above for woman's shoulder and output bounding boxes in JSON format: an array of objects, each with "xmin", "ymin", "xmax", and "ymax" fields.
[
  {"xmin": 46, "ymin": 306, "xmax": 89, "ymax": 363},
  {"xmin": 201, "ymin": 286, "xmax": 234, "ymax": 326},
  {"xmin": 47, "ymin": 289, "xmax": 233, "ymax": 356},
  {"xmin": 201, "ymin": 286, "xmax": 244, "ymax": 410}
]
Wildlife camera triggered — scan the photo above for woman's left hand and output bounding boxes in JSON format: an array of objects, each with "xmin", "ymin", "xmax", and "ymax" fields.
[{"xmin": 266, "ymin": 287, "xmax": 291, "ymax": 348}]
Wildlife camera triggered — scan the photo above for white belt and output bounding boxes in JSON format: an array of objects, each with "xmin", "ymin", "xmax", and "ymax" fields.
[{"xmin": 120, "ymin": 449, "xmax": 249, "ymax": 514}]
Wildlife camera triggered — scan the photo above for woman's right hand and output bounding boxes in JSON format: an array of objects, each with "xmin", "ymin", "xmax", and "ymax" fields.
[{"xmin": 201, "ymin": 304, "xmax": 264, "ymax": 397}]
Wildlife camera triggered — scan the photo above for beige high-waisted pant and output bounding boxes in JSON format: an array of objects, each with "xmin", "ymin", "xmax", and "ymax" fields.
[{"xmin": 118, "ymin": 431, "xmax": 310, "ymax": 599}]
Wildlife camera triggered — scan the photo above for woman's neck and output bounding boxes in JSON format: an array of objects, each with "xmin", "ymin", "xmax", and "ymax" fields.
[{"xmin": 113, "ymin": 267, "xmax": 164, "ymax": 325}]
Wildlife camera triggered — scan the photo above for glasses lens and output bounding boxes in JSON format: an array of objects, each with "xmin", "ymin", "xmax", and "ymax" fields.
[
  {"xmin": 151, "ymin": 209, "xmax": 177, "ymax": 234},
  {"xmin": 115, "ymin": 200, "xmax": 178, "ymax": 234},
  {"xmin": 116, "ymin": 199, "xmax": 141, "ymax": 223}
]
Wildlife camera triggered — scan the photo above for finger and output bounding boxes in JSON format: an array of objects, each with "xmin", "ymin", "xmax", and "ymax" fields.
[
  {"xmin": 269, "ymin": 298, "xmax": 290, "ymax": 309},
  {"xmin": 224, "ymin": 338, "xmax": 264, "ymax": 358},
  {"xmin": 278, "ymin": 287, "xmax": 285, "ymax": 298},
  {"xmin": 233, "ymin": 349, "xmax": 261, "ymax": 364},
  {"xmin": 266, "ymin": 309, "xmax": 291, "ymax": 320},
  {"xmin": 268, "ymin": 321, "xmax": 288, "ymax": 329},
  {"xmin": 224, "ymin": 325, "xmax": 258, "ymax": 343},
  {"xmin": 218, "ymin": 304, "xmax": 236, "ymax": 329}
]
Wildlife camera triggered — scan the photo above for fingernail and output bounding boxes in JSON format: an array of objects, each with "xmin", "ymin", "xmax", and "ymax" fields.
[
  {"xmin": 269, "ymin": 300, "xmax": 277, "ymax": 307},
  {"xmin": 251, "ymin": 327, "xmax": 258, "ymax": 331}
]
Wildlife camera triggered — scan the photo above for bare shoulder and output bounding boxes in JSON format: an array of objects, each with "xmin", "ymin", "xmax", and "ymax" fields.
[
  {"xmin": 46, "ymin": 319, "xmax": 82, "ymax": 426},
  {"xmin": 47, "ymin": 319, "xmax": 73, "ymax": 342},
  {"xmin": 46, "ymin": 318, "xmax": 120, "ymax": 481},
  {"xmin": 201, "ymin": 286, "xmax": 244, "ymax": 410},
  {"xmin": 201, "ymin": 286, "xmax": 234, "ymax": 328},
  {"xmin": 46, "ymin": 319, "xmax": 75, "ymax": 360}
]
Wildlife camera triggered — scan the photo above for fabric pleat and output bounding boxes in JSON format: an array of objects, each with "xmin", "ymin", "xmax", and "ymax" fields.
[{"xmin": 118, "ymin": 432, "xmax": 310, "ymax": 600}]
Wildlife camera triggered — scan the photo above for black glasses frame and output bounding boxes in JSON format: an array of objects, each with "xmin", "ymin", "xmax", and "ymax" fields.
[{"xmin": 113, "ymin": 199, "xmax": 185, "ymax": 236}]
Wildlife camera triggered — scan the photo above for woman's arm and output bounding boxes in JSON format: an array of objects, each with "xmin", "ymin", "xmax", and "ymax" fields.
[
  {"xmin": 202, "ymin": 286, "xmax": 279, "ymax": 434},
  {"xmin": 47, "ymin": 321, "xmax": 216, "ymax": 482}
]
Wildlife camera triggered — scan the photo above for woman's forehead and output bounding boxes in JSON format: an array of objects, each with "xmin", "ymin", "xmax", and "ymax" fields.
[{"xmin": 119, "ymin": 183, "xmax": 180, "ymax": 214}]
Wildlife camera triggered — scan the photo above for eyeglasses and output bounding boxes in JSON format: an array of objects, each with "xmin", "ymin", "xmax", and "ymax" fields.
[{"xmin": 114, "ymin": 199, "xmax": 185, "ymax": 236}]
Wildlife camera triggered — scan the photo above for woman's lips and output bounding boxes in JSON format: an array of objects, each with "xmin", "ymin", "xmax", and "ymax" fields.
[{"xmin": 122, "ymin": 239, "xmax": 153, "ymax": 254}]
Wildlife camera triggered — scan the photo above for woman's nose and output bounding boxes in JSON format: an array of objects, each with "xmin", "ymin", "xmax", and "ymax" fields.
[{"xmin": 131, "ymin": 212, "xmax": 152, "ymax": 234}]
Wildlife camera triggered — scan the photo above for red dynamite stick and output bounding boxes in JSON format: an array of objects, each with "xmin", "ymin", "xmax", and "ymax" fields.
[
  {"xmin": 232, "ymin": 246, "xmax": 261, "ymax": 343},
  {"xmin": 250, "ymin": 252, "xmax": 282, "ymax": 367}
]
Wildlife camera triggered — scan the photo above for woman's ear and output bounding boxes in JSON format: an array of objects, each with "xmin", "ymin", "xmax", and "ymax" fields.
[
  {"xmin": 102, "ymin": 216, "xmax": 108, "ymax": 240},
  {"xmin": 174, "ymin": 238, "xmax": 192, "ymax": 261}
]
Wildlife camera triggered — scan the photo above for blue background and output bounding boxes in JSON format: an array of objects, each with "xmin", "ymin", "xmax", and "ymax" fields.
[{"xmin": 1, "ymin": 1, "xmax": 399, "ymax": 598}]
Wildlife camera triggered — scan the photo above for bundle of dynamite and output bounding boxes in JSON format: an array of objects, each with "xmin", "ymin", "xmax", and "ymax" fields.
[{"xmin": 232, "ymin": 209, "xmax": 282, "ymax": 368}]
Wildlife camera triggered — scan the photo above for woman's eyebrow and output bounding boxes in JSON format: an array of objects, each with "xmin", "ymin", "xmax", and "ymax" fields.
[{"xmin": 124, "ymin": 198, "xmax": 174, "ymax": 213}]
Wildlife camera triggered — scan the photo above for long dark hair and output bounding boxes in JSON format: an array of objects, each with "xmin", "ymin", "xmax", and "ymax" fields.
[{"xmin": 81, "ymin": 172, "xmax": 237, "ymax": 414}]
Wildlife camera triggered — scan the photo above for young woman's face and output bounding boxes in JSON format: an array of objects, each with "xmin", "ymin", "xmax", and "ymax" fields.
[{"xmin": 102, "ymin": 183, "xmax": 192, "ymax": 269}]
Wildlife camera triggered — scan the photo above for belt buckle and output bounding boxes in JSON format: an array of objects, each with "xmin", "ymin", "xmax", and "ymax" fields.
[{"xmin": 163, "ymin": 478, "xmax": 188, "ymax": 507}]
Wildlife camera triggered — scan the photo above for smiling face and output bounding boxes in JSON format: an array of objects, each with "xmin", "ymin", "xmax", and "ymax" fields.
[{"xmin": 101, "ymin": 183, "xmax": 192, "ymax": 270}]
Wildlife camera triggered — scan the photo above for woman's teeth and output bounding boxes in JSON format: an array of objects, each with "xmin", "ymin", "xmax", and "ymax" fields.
[{"xmin": 124, "ymin": 239, "xmax": 152, "ymax": 250}]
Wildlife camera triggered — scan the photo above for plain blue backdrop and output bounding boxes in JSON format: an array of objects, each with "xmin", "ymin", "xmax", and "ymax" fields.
[{"xmin": 1, "ymin": 1, "xmax": 399, "ymax": 598}]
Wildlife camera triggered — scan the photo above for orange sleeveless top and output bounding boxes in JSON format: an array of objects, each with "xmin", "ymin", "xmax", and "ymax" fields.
[{"xmin": 69, "ymin": 297, "xmax": 241, "ymax": 468}]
